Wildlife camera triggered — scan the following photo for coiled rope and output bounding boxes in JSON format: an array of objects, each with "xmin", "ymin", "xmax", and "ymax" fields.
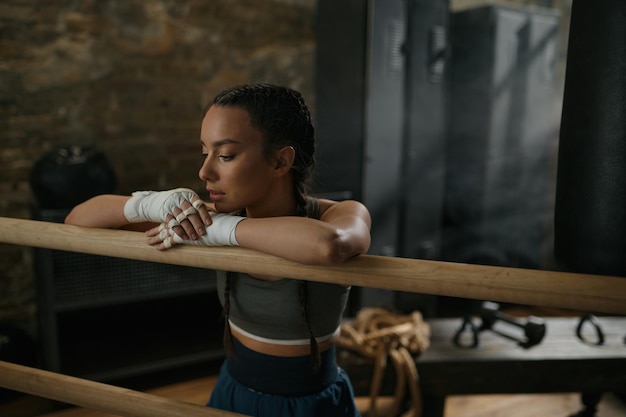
[{"xmin": 337, "ymin": 308, "xmax": 431, "ymax": 417}]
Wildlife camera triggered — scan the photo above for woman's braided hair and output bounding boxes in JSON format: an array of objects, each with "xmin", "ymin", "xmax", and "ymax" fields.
[{"xmin": 210, "ymin": 83, "xmax": 321, "ymax": 369}]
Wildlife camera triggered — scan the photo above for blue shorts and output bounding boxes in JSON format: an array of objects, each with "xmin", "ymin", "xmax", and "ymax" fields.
[{"xmin": 207, "ymin": 339, "xmax": 361, "ymax": 417}]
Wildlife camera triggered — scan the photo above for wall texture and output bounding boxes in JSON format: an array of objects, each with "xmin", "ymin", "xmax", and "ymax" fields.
[{"xmin": 0, "ymin": 0, "xmax": 315, "ymax": 333}]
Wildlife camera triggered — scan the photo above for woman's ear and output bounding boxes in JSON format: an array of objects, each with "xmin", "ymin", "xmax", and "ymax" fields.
[{"xmin": 273, "ymin": 146, "xmax": 296, "ymax": 176}]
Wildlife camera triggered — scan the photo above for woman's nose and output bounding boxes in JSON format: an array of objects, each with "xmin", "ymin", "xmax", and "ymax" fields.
[{"xmin": 198, "ymin": 157, "xmax": 217, "ymax": 181}]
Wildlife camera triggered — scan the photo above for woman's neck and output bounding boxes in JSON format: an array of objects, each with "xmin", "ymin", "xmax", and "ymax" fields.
[{"xmin": 245, "ymin": 176, "xmax": 297, "ymax": 218}]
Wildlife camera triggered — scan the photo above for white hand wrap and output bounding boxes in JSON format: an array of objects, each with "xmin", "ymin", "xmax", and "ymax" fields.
[
  {"xmin": 123, "ymin": 188, "xmax": 199, "ymax": 223},
  {"xmin": 173, "ymin": 213, "xmax": 245, "ymax": 246}
]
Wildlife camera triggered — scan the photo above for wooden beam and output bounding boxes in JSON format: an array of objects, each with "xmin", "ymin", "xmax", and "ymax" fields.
[
  {"xmin": 0, "ymin": 361, "xmax": 244, "ymax": 417},
  {"xmin": 1, "ymin": 216, "xmax": 625, "ymax": 314}
]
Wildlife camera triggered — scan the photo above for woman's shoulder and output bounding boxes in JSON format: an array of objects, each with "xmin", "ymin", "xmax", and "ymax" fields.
[{"xmin": 311, "ymin": 197, "xmax": 370, "ymax": 221}]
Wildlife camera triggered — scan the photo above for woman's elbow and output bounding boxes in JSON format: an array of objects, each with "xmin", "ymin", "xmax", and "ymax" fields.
[
  {"xmin": 317, "ymin": 231, "xmax": 370, "ymax": 265},
  {"xmin": 64, "ymin": 208, "xmax": 81, "ymax": 225}
]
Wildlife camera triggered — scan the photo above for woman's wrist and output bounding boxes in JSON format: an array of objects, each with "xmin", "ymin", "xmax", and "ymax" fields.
[{"xmin": 173, "ymin": 213, "xmax": 246, "ymax": 246}]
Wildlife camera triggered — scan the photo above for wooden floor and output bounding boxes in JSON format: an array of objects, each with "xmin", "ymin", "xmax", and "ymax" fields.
[{"xmin": 2, "ymin": 374, "xmax": 625, "ymax": 417}]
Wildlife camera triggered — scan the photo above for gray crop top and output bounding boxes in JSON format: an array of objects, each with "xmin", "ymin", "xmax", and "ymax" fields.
[
  {"xmin": 216, "ymin": 273, "xmax": 349, "ymax": 341},
  {"xmin": 215, "ymin": 197, "xmax": 351, "ymax": 342}
]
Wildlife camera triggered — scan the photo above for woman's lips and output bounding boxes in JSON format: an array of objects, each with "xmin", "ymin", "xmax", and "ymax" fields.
[{"xmin": 208, "ymin": 190, "xmax": 225, "ymax": 202}]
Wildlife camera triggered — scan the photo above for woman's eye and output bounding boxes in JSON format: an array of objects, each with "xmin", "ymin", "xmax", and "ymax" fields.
[{"xmin": 219, "ymin": 154, "xmax": 234, "ymax": 161}]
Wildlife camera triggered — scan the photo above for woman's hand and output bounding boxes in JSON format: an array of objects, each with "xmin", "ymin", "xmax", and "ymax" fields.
[
  {"xmin": 146, "ymin": 201, "xmax": 246, "ymax": 251},
  {"xmin": 145, "ymin": 198, "xmax": 214, "ymax": 249},
  {"xmin": 123, "ymin": 188, "xmax": 212, "ymax": 224}
]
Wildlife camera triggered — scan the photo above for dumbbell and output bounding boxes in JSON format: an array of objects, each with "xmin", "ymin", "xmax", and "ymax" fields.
[{"xmin": 479, "ymin": 301, "xmax": 546, "ymax": 348}]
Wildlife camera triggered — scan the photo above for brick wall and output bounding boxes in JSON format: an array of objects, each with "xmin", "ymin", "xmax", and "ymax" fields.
[
  {"xmin": 0, "ymin": 0, "xmax": 315, "ymax": 334},
  {"xmin": 0, "ymin": 0, "xmax": 570, "ymax": 341}
]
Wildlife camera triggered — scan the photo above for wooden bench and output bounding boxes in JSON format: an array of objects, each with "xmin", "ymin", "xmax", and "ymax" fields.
[{"xmin": 418, "ymin": 316, "xmax": 626, "ymax": 417}]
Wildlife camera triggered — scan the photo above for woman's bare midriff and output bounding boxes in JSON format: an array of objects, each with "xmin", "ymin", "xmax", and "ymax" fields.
[{"xmin": 231, "ymin": 326, "xmax": 337, "ymax": 357}]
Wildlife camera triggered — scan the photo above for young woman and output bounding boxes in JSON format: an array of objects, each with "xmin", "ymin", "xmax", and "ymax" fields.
[{"xmin": 65, "ymin": 83, "xmax": 371, "ymax": 416}]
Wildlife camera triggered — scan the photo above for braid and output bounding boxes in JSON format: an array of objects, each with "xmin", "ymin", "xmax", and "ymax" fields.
[
  {"xmin": 293, "ymin": 169, "xmax": 309, "ymax": 217},
  {"xmin": 293, "ymin": 160, "xmax": 320, "ymax": 369},
  {"xmin": 223, "ymin": 271, "xmax": 236, "ymax": 356},
  {"xmin": 299, "ymin": 280, "xmax": 321, "ymax": 370}
]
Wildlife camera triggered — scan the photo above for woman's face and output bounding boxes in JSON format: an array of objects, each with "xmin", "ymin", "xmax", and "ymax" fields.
[{"xmin": 198, "ymin": 105, "xmax": 278, "ymax": 215}]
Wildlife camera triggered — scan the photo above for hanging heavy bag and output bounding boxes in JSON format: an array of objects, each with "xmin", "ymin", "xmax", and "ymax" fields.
[{"xmin": 554, "ymin": 0, "xmax": 626, "ymax": 277}]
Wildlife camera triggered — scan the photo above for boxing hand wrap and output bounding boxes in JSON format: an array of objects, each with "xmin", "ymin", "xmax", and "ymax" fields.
[
  {"xmin": 173, "ymin": 213, "xmax": 245, "ymax": 246},
  {"xmin": 123, "ymin": 188, "xmax": 199, "ymax": 223}
]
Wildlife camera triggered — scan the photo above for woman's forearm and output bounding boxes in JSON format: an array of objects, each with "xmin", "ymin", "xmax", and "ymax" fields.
[
  {"xmin": 234, "ymin": 215, "xmax": 371, "ymax": 265},
  {"xmin": 64, "ymin": 195, "xmax": 132, "ymax": 229}
]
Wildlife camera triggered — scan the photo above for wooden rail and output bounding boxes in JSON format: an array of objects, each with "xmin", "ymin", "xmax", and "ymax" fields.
[
  {"xmin": 1, "ymin": 216, "xmax": 625, "ymax": 314},
  {"xmin": 0, "ymin": 361, "xmax": 244, "ymax": 417}
]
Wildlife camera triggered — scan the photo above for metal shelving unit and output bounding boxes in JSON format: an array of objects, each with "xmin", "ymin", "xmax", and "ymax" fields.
[{"xmin": 33, "ymin": 208, "xmax": 224, "ymax": 382}]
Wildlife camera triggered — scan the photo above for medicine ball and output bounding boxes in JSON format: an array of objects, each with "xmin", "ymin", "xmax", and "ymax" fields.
[{"xmin": 29, "ymin": 145, "xmax": 117, "ymax": 209}]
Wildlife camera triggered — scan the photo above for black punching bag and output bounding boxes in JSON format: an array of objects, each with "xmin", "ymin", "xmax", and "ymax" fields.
[{"xmin": 554, "ymin": 0, "xmax": 626, "ymax": 277}]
